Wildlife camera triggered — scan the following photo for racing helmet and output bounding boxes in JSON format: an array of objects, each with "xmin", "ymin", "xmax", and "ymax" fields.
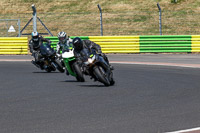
[
  {"xmin": 31, "ymin": 31, "xmax": 39, "ymax": 42},
  {"xmin": 58, "ymin": 31, "xmax": 68, "ymax": 44},
  {"xmin": 72, "ymin": 37, "xmax": 83, "ymax": 51}
]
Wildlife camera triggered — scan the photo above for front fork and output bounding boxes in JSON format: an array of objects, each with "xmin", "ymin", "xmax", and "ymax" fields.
[{"xmin": 98, "ymin": 56, "xmax": 113, "ymax": 82}]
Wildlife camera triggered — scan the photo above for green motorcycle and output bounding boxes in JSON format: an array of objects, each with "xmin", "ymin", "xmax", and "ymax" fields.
[{"xmin": 61, "ymin": 45, "xmax": 85, "ymax": 82}]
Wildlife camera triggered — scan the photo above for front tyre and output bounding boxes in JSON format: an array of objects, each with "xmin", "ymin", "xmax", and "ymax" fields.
[
  {"xmin": 45, "ymin": 68, "xmax": 52, "ymax": 72},
  {"xmin": 73, "ymin": 63, "xmax": 85, "ymax": 82},
  {"xmin": 109, "ymin": 72, "xmax": 115, "ymax": 86},
  {"xmin": 54, "ymin": 59, "xmax": 65, "ymax": 73},
  {"xmin": 93, "ymin": 66, "xmax": 110, "ymax": 86}
]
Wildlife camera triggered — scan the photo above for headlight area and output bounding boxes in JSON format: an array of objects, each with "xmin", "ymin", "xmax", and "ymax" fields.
[
  {"xmin": 84, "ymin": 55, "xmax": 96, "ymax": 65},
  {"xmin": 88, "ymin": 58, "xmax": 93, "ymax": 64}
]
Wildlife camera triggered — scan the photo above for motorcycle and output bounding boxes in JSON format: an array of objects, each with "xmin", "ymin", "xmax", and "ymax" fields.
[
  {"xmin": 81, "ymin": 48, "xmax": 115, "ymax": 86},
  {"xmin": 61, "ymin": 45, "xmax": 85, "ymax": 82},
  {"xmin": 32, "ymin": 43, "xmax": 65, "ymax": 73}
]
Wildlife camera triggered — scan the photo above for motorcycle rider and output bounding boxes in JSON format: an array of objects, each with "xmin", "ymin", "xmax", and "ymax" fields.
[
  {"xmin": 56, "ymin": 31, "xmax": 73, "ymax": 56},
  {"xmin": 72, "ymin": 37, "xmax": 113, "ymax": 70},
  {"xmin": 29, "ymin": 31, "xmax": 51, "ymax": 68},
  {"xmin": 56, "ymin": 31, "xmax": 73, "ymax": 75}
]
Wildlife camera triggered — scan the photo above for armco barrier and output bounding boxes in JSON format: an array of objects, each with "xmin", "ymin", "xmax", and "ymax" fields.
[
  {"xmin": 191, "ymin": 35, "xmax": 200, "ymax": 52},
  {"xmin": 46, "ymin": 36, "xmax": 140, "ymax": 53},
  {"xmin": 3, "ymin": 35, "xmax": 200, "ymax": 55},
  {"xmin": 45, "ymin": 35, "xmax": 200, "ymax": 53},
  {"xmin": 88, "ymin": 36, "xmax": 140, "ymax": 53},
  {"xmin": 0, "ymin": 37, "xmax": 28, "ymax": 54},
  {"xmin": 140, "ymin": 35, "xmax": 192, "ymax": 53}
]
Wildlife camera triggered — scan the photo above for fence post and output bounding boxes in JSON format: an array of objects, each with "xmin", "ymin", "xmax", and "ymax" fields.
[
  {"xmin": 32, "ymin": 4, "xmax": 37, "ymax": 32},
  {"xmin": 157, "ymin": 3, "xmax": 162, "ymax": 35},
  {"xmin": 97, "ymin": 4, "xmax": 103, "ymax": 36},
  {"xmin": 18, "ymin": 19, "xmax": 21, "ymax": 37},
  {"xmin": 19, "ymin": 5, "xmax": 53, "ymax": 36},
  {"xmin": 6, "ymin": 20, "xmax": 8, "ymax": 37}
]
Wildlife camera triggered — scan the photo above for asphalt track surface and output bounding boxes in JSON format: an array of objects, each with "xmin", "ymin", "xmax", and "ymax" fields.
[{"xmin": 1, "ymin": 54, "xmax": 200, "ymax": 133}]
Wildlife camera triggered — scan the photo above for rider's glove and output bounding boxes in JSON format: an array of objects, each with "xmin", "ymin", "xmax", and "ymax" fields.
[
  {"xmin": 97, "ymin": 49, "xmax": 105, "ymax": 57},
  {"xmin": 56, "ymin": 54, "xmax": 62, "ymax": 59},
  {"xmin": 100, "ymin": 53, "xmax": 105, "ymax": 57},
  {"xmin": 56, "ymin": 53, "xmax": 60, "ymax": 57},
  {"xmin": 97, "ymin": 49, "xmax": 102, "ymax": 54}
]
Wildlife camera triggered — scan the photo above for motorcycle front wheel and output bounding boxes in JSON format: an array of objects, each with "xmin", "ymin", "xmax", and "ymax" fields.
[
  {"xmin": 45, "ymin": 67, "xmax": 52, "ymax": 72},
  {"xmin": 73, "ymin": 63, "xmax": 85, "ymax": 82},
  {"xmin": 54, "ymin": 59, "xmax": 65, "ymax": 73},
  {"xmin": 109, "ymin": 72, "xmax": 115, "ymax": 86},
  {"xmin": 93, "ymin": 66, "xmax": 110, "ymax": 86}
]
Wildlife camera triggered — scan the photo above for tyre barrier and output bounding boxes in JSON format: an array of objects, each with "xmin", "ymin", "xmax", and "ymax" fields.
[
  {"xmin": 1, "ymin": 35, "xmax": 200, "ymax": 54},
  {"xmin": 46, "ymin": 36, "xmax": 140, "ymax": 53},
  {"xmin": 0, "ymin": 37, "xmax": 28, "ymax": 54},
  {"xmin": 191, "ymin": 35, "xmax": 200, "ymax": 53},
  {"xmin": 46, "ymin": 35, "xmax": 200, "ymax": 53},
  {"xmin": 139, "ymin": 35, "xmax": 192, "ymax": 53}
]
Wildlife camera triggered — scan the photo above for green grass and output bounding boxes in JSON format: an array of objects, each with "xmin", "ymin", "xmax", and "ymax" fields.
[
  {"xmin": 22, "ymin": 0, "xmax": 39, "ymax": 2},
  {"xmin": 0, "ymin": 0, "xmax": 200, "ymax": 37}
]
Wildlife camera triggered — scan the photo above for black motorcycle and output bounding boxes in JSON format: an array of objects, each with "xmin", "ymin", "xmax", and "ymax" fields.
[
  {"xmin": 81, "ymin": 48, "xmax": 115, "ymax": 86},
  {"xmin": 32, "ymin": 43, "xmax": 65, "ymax": 73}
]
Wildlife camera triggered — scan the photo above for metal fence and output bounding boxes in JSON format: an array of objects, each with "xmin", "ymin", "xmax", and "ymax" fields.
[
  {"xmin": 0, "ymin": 10, "xmax": 199, "ymax": 37},
  {"xmin": 0, "ymin": 19, "xmax": 21, "ymax": 37}
]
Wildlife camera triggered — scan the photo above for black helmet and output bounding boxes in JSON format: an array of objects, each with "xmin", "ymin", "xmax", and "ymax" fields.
[{"xmin": 72, "ymin": 37, "xmax": 83, "ymax": 51}]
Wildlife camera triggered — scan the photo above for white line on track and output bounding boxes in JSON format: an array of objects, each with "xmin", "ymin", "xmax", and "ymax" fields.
[
  {"xmin": 165, "ymin": 127, "xmax": 200, "ymax": 133},
  {"xmin": 110, "ymin": 61, "xmax": 200, "ymax": 69}
]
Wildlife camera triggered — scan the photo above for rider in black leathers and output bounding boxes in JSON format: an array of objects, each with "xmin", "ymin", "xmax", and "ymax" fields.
[
  {"xmin": 72, "ymin": 37, "xmax": 113, "ymax": 71},
  {"xmin": 29, "ymin": 31, "xmax": 51, "ymax": 68}
]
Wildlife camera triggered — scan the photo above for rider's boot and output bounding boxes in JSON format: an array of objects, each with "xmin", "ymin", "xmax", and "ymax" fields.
[{"xmin": 66, "ymin": 69, "xmax": 69, "ymax": 75}]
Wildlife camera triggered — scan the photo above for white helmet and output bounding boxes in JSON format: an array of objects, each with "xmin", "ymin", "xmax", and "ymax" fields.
[
  {"xmin": 32, "ymin": 31, "xmax": 39, "ymax": 41},
  {"xmin": 58, "ymin": 31, "xmax": 68, "ymax": 44}
]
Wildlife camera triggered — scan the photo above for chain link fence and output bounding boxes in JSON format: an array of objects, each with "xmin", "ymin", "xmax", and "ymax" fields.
[
  {"xmin": 0, "ymin": 19, "xmax": 21, "ymax": 37},
  {"xmin": 0, "ymin": 10, "xmax": 199, "ymax": 37}
]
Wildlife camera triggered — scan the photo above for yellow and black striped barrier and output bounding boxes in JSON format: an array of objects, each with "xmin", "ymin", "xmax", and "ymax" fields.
[
  {"xmin": 2, "ymin": 35, "xmax": 200, "ymax": 54},
  {"xmin": 191, "ymin": 35, "xmax": 200, "ymax": 53},
  {"xmin": 46, "ymin": 35, "xmax": 200, "ymax": 53},
  {"xmin": 46, "ymin": 36, "xmax": 140, "ymax": 53},
  {"xmin": 87, "ymin": 36, "xmax": 140, "ymax": 53},
  {"xmin": 0, "ymin": 37, "xmax": 28, "ymax": 54}
]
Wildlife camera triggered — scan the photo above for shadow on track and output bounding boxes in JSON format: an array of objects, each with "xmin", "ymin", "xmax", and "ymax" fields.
[
  {"xmin": 60, "ymin": 80, "xmax": 79, "ymax": 83},
  {"xmin": 78, "ymin": 85, "xmax": 107, "ymax": 87},
  {"xmin": 32, "ymin": 71, "xmax": 60, "ymax": 73}
]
